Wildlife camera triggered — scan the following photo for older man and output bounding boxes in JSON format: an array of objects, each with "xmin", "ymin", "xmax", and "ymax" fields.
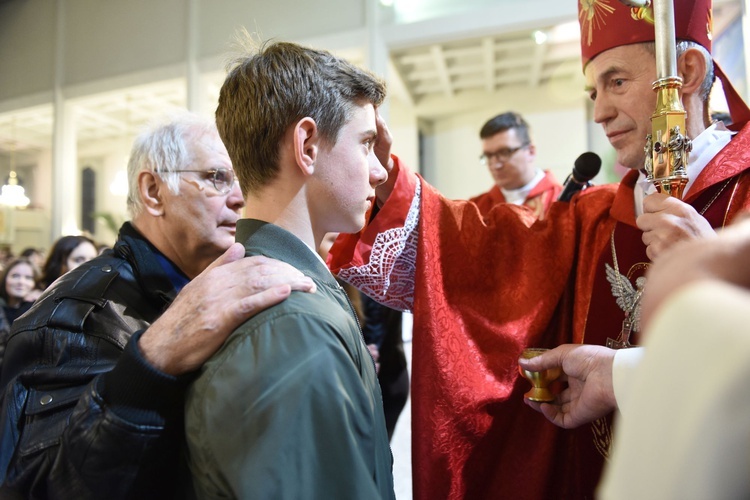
[
  {"xmin": 0, "ymin": 111, "xmax": 315, "ymax": 499},
  {"xmin": 328, "ymin": 0, "xmax": 750, "ymax": 498}
]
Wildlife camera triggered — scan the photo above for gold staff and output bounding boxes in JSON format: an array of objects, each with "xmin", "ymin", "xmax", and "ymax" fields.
[{"xmin": 621, "ymin": 0, "xmax": 691, "ymax": 199}]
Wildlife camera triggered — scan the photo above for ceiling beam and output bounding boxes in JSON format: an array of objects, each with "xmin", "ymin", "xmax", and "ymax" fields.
[
  {"xmin": 73, "ymin": 105, "xmax": 129, "ymax": 135},
  {"xmin": 380, "ymin": 0, "xmax": 576, "ymax": 51},
  {"xmin": 529, "ymin": 40, "xmax": 547, "ymax": 87},
  {"xmin": 430, "ymin": 45, "xmax": 454, "ymax": 98},
  {"xmin": 482, "ymin": 38, "xmax": 495, "ymax": 93}
]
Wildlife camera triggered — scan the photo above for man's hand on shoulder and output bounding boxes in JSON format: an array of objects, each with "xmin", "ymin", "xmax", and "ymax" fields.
[{"xmin": 138, "ymin": 243, "xmax": 316, "ymax": 375}]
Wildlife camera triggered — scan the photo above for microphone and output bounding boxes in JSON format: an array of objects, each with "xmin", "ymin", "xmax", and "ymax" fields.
[{"xmin": 557, "ymin": 152, "xmax": 602, "ymax": 202}]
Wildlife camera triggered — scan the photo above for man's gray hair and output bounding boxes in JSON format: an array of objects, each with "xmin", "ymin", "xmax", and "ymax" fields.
[
  {"xmin": 644, "ymin": 40, "xmax": 715, "ymax": 103},
  {"xmin": 126, "ymin": 110, "xmax": 218, "ymax": 217},
  {"xmin": 677, "ymin": 40, "xmax": 715, "ymax": 103}
]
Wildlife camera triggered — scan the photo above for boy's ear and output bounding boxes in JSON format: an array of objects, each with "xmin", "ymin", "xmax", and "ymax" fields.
[
  {"xmin": 293, "ymin": 117, "xmax": 319, "ymax": 176},
  {"xmin": 138, "ymin": 170, "xmax": 165, "ymax": 216}
]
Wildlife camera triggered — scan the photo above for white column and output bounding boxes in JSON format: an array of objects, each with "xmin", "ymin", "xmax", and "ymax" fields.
[
  {"xmin": 186, "ymin": 0, "xmax": 203, "ymax": 116},
  {"xmin": 366, "ymin": 0, "xmax": 390, "ymax": 120},
  {"xmin": 51, "ymin": 0, "xmax": 79, "ymax": 239},
  {"xmin": 51, "ymin": 103, "xmax": 79, "ymax": 237}
]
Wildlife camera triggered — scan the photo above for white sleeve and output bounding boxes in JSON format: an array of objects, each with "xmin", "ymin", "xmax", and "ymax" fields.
[
  {"xmin": 611, "ymin": 346, "xmax": 644, "ymax": 415},
  {"xmin": 599, "ymin": 281, "xmax": 750, "ymax": 500}
]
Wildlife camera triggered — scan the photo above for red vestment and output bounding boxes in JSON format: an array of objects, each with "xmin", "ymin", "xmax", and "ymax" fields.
[
  {"xmin": 470, "ymin": 170, "xmax": 562, "ymax": 220},
  {"xmin": 329, "ymin": 123, "xmax": 750, "ymax": 499}
]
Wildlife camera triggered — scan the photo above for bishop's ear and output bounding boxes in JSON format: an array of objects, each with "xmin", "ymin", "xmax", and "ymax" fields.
[
  {"xmin": 678, "ymin": 46, "xmax": 709, "ymax": 97},
  {"xmin": 293, "ymin": 117, "xmax": 319, "ymax": 176}
]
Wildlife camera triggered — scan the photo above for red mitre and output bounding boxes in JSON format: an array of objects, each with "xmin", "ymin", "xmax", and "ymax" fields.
[
  {"xmin": 578, "ymin": 0, "xmax": 750, "ymax": 129},
  {"xmin": 578, "ymin": 0, "xmax": 712, "ymax": 68}
]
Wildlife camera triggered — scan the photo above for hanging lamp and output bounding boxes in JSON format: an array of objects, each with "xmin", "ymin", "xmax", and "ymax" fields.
[{"xmin": 0, "ymin": 118, "xmax": 30, "ymax": 208}]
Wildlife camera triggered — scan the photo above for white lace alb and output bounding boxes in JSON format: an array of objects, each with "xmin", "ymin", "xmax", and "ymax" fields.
[{"xmin": 337, "ymin": 181, "xmax": 421, "ymax": 312}]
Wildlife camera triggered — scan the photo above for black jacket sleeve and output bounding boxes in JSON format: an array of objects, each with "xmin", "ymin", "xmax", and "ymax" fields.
[{"xmin": 0, "ymin": 247, "xmax": 192, "ymax": 500}]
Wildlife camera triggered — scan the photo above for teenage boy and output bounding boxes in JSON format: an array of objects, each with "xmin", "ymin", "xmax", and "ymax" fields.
[{"xmin": 184, "ymin": 41, "xmax": 395, "ymax": 499}]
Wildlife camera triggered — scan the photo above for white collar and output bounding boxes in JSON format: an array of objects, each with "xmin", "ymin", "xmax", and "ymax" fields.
[{"xmin": 500, "ymin": 169, "xmax": 545, "ymax": 205}]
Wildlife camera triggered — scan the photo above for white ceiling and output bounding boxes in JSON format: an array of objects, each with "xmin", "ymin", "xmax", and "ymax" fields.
[
  {"xmin": 0, "ymin": 0, "xmax": 742, "ymax": 158},
  {"xmin": 390, "ymin": 23, "xmax": 582, "ymax": 102},
  {"xmin": 0, "ymin": 80, "xmax": 187, "ymax": 156}
]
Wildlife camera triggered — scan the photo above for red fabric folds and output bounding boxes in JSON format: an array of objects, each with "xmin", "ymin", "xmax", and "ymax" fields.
[{"xmin": 328, "ymin": 125, "xmax": 750, "ymax": 498}]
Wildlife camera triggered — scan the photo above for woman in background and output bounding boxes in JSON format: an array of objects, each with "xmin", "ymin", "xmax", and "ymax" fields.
[
  {"xmin": 0, "ymin": 258, "xmax": 39, "ymax": 369},
  {"xmin": 40, "ymin": 235, "xmax": 97, "ymax": 289},
  {"xmin": 19, "ymin": 247, "xmax": 46, "ymax": 302},
  {"xmin": 19, "ymin": 247, "xmax": 45, "ymax": 273}
]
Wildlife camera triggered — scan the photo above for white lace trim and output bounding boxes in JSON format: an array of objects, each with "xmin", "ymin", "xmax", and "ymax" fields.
[{"xmin": 337, "ymin": 181, "xmax": 421, "ymax": 312}]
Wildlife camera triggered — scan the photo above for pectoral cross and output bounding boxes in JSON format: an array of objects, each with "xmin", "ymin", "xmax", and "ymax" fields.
[{"xmin": 606, "ymin": 314, "xmax": 635, "ymax": 350}]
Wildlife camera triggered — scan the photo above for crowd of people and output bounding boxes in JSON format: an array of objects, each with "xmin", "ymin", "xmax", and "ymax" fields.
[{"xmin": 0, "ymin": 0, "xmax": 748, "ymax": 498}]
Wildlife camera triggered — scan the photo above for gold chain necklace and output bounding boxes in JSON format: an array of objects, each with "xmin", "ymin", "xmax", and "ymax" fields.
[{"xmin": 698, "ymin": 178, "xmax": 733, "ymax": 216}]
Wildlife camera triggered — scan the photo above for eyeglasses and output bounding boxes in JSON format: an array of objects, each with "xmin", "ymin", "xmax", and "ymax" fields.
[
  {"xmin": 479, "ymin": 143, "xmax": 529, "ymax": 166},
  {"xmin": 174, "ymin": 168, "xmax": 236, "ymax": 194}
]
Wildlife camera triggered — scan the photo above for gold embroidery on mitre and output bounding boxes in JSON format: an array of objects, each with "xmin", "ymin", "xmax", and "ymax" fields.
[
  {"xmin": 707, "ymin": 8, "xmax": 713, "ymax": 41},
  {"xmin": 630, "ymin": 6, "xmax": 655, "ymax": 25},
  {"xmin": 579, "ymin": 0, "xmax": 616, "ymax": 47}
]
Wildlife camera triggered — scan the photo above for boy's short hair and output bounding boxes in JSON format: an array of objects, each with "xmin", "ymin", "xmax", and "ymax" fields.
[{"xmin": 217, "ymin": 39, "xmax": 386, "ymax": 194}]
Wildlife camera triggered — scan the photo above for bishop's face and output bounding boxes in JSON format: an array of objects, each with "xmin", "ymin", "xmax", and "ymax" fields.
[{"xmin": 585, "ymin": 43, "xmax": 659, "ymax": 170}]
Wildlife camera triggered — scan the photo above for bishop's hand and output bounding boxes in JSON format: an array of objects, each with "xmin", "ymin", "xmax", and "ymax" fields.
[{"xmin": 637, "ymin": 192, "xmax": 716, "ymax": 261}]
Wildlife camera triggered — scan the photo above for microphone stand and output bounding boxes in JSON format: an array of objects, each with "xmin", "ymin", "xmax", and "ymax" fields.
[{"xmin": 621, "ymin": 0, "xmax": 691, "ymax": 199}]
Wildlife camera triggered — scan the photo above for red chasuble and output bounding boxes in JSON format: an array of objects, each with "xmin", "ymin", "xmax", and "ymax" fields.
[
  {"xmin": 329, "ymin": 123, "xmax": 750, "ymax": 500},
  {"xmin": 470, "ymin": 170, "xmax": 562, "ymax": 220}
]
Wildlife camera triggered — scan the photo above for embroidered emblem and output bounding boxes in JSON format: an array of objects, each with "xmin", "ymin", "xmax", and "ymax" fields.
[
  {"xmin": 579, "ymin": 0, "xmax": 616, "ymax": 47},
  {"xmin": 605, "ymin": 263, "xmax": 646, "ymax": 334}
]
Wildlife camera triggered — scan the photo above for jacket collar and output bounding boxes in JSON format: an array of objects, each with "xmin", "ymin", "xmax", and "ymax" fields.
[
  {"xmin": 115, "ymin": 222, "xmax": 182, "ymax": 305},
  {"xmin": 236, "ymin": 219, "xmax": 339, "ymax": 288}
]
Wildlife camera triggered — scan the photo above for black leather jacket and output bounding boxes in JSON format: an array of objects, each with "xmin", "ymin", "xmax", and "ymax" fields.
[{"xmin": 0, "ymin": 223, "xmax": 194, "ymax": 499}]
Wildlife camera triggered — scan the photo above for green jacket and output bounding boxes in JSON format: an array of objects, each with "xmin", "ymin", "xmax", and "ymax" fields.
[{"xmin": 186, "ymin": 220, "xmax": 395, "ymax": 499}]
